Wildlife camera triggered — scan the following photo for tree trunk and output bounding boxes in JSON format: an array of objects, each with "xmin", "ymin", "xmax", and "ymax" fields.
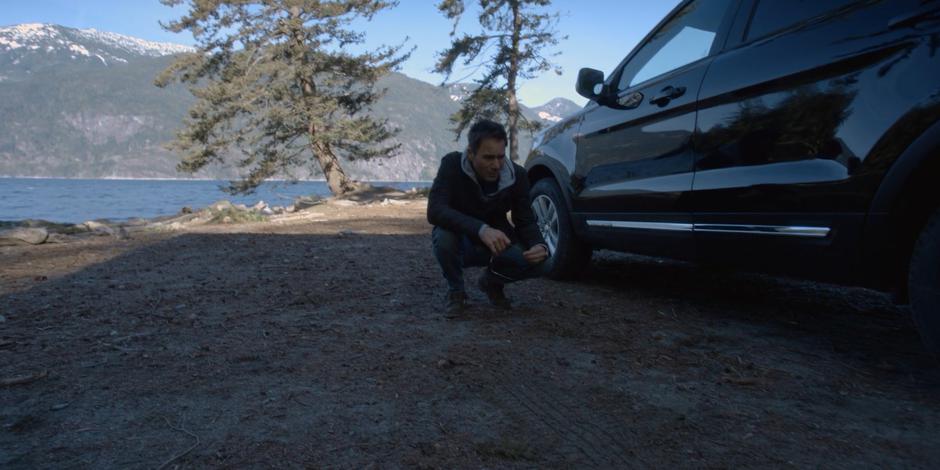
[
  {"xmin": 300, "ymin": 66, "xmax": 354, "ymax": 196},
  {"xmin": 312, "ymin": 139, "xmax": 355, "ymax": 196},
  {"xmin": 507, "ymin": 1, "xmax": 522, "ymax": 161}
]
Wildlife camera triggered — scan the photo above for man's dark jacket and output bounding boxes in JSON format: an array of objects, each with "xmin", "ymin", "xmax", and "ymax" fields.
[{"xmin": 427, "ymin": 151, "xmax": 545, "ymax": 249}]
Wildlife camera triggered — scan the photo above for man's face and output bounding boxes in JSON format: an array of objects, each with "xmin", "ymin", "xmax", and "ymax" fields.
[{"xmin": 468, "ymin": 137, "xmax": 506, "ymax": 183}]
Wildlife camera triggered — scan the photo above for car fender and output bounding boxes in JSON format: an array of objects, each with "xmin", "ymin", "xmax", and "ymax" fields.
[
  {"xmin": 868, "ymin": 119, "xmax": 940, "ymax": 215},
  {"xmin": 863, "ymin": 117, "xmax": 940, "ymax": 289},
  {"xmin": 525, "ymin": 112, "xmax": 584, "ymax": 212},
  {"xmin": 525, "ymin": 152, "xmax": 576, "ymax": 214}
]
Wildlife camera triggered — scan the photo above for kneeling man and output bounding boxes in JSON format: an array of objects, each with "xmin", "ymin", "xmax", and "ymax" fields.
[{"xmin": 427, "ymin": 119, "xmax": 549, "ymax": 314}]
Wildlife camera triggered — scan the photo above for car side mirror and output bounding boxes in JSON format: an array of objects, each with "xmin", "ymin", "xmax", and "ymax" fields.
[{"xmin": 576, "ymin": 68, "xmax": 606, "ymax": 101}]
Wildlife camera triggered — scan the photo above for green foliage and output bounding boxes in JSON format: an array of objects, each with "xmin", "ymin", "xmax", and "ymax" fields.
[
  {"xmin": 0, "ymin": 58, "xmax": 544, "ymax": 181},
  {"xmin": 435, "ymin": 0, "xmax": 564, "ymax": 160},
  {"xmin": 157, "ymin": 0, "xmax": 411, "ymax": 195},
  {"xmin": 413, "ymin": 188, "xmax": 432, "ymax": 197},
  {"xmin": 207, "ymin": 207, "xmax": 266, "ymax": 224}
]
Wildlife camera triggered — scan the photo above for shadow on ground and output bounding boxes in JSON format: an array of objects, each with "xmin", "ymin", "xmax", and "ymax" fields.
[{"xmin": 1, "ymin": 232, "xmax": 938, "ymax": 468}]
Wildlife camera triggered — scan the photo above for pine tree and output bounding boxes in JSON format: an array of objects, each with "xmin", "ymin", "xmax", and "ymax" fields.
[
  {"xmin": 434, "ymin": 0, "xmax": 563, "ymax": 161},
  {"xmin": 155, "ymin": 0, "xmax": 409, "ymax": 195}
]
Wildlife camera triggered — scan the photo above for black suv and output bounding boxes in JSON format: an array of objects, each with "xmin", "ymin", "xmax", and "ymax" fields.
[{"xmin": 525, "ymin": 0, "xmax": 940, "ymax": 352}]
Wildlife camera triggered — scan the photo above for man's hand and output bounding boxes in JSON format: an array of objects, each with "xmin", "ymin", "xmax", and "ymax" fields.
[
  {"xmin": 480, "ymin": 226, "xmax": 511, "ymax": 255},
  {"xmin": 523, "ymin": 244, "xmax": 549, "ymax": 265}
]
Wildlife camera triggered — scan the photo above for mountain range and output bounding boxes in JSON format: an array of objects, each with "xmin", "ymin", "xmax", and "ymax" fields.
[{"xmin": 0, "ymin": 23, "xmax": 582, "ymax": 181}]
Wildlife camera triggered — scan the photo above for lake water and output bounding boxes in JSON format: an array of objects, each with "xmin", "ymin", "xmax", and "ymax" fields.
[{"xmin": 0, "ymin": 178, "xmax": 431, "ymax": 223}]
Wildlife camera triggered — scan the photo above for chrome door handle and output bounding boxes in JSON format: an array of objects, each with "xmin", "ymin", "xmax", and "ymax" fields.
[
  {"xmin": 616, "ymin": 91, "xmax": 644, "ymax": 109},
  {"xmin": 649, "ymin": 86, "xmax": 686, "ymax": 107}
]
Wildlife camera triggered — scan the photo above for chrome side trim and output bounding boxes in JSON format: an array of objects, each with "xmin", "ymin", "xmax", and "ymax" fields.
[
  {"xmin": 586, "ymin": 220, "xmax": 693, "ymax": 232},
  {"xmin": 585, "ymin": 220, "xmax": 831, "ymax": 238},
  {"xmin": 693, "ymin": 224, "xmax": 830, "ymax": 238}
]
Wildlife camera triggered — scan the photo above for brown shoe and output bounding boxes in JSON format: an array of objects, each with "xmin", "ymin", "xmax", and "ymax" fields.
[
  {"xmin": 477, "ymin": 274, "xmax": 511, "ymax": 309},
  {"xmin": 445, "ymin": 291, "xmax": 468, "ymax": 317}
]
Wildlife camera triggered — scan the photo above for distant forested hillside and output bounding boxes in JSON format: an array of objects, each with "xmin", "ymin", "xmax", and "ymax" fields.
[{"xmin": 0, "ymin": 23, "xmax": 582, "ymax": 181}]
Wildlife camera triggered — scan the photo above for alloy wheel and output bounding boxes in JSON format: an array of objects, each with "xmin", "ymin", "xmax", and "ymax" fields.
[{"xmin": 531, "ymin": 194, "xmax": 559, "ymax": 256}]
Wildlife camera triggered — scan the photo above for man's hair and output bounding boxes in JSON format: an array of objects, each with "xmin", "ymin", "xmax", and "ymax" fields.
[{"xmin": 467, "ymin": 119, "xmax": 507, "ymax": 155}]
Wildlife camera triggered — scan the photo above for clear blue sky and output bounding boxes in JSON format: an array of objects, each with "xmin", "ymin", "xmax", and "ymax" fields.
[{"xmin": 1, "ymin": 1, "xmax": 681, "ymax": 106}]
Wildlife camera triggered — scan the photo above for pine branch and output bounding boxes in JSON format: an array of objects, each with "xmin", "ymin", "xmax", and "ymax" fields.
[
  {"xmin": 157, "ymin": 0, "xmax": 408, "ymax": 195},
  {"xmin": 434, "ymin": 0, "xmax": 565, "ymax": 156}
]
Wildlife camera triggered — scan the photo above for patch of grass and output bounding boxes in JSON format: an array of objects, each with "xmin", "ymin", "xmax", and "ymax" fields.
[
  {"xmin": 207, "ymin": 208, "xmax": 266, "ymax": 224},
  {"xmin": 404, "ymin": 187, "xmax": 431, "ymax": 199}
]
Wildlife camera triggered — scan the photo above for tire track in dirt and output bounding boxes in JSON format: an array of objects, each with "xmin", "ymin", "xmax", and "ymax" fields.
[{"xmin": 477, "ymin": 361, "xmax": 640, "ymax": 468}]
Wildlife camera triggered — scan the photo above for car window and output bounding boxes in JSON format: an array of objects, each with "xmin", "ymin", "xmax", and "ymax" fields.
[
  {"xmin": 617, "ymin": 0, "xmax": 734, "ymax": 90},
  {"xmin": 745, "ymin": 0, "xmax": 863, "ymax": 41}
]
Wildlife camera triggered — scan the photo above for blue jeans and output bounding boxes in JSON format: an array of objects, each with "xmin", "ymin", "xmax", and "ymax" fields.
[{"xmin": 431, "ymin": 226, "xmax": 546, "ymax": 293}]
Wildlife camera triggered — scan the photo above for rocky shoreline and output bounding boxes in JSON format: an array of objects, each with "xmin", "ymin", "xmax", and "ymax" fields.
[{"xmin": 0, "ymin": 184, "xmax": 429, "ymax": 247}]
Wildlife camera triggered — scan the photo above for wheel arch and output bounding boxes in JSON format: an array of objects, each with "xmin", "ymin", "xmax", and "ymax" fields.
[
  {"xmin": 525, "ymin": 155, "xmax": 575, "ymax": 215},
  {"xmin": 864, "ymin": 118, "xmax": 940, "ymax": 297}
]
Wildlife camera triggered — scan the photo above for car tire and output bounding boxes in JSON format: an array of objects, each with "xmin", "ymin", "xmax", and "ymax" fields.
[
  {"xmin": 530, "ymin": 178, "xmax": 592, "ymax": 280},
  {"xmin": 910, "ymin": 207, "xmax": 940, "ymax": 355}
]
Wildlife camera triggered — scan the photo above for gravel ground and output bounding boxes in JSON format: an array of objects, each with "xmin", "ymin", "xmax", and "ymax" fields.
[{"xmin": 2, "ymin": 199, "xmax": 939, "ymax": 469}]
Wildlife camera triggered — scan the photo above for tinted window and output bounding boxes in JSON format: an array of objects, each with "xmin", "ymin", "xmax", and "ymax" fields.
[
  {"xmin": 617, "ymin": 0, "xmax": 734, "ymax": 90},
  {"xmin": 746, "ymin": 0, "xmax": 861, "ymax": 41}
]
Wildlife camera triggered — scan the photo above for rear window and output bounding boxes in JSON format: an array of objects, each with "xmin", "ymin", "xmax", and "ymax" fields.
[{"xmin": 745, "ymin": 0, "xmax": 862, "ymax": 41}]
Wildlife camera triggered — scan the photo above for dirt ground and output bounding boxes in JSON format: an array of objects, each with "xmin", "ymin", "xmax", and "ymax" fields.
[{"xmin": 2, "ymin": 199, "xmax": 939, "ymax": 469}]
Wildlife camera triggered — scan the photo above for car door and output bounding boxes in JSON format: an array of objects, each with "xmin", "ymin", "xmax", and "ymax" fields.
[
  {"xmin": 692, "ymin": 0, "xmax": 923, "ymax": 281},
  {"xmin": 573, "ymin": 0, "xmax": 739, "ymax": 259}
]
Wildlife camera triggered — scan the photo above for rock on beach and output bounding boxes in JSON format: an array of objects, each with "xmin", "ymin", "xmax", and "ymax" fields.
[{"xmin": 0, "ymin": 227, "xmax": 49, "ymax": 246}]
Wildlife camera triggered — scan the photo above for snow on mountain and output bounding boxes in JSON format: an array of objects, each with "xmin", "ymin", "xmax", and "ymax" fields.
[
  {"xmin": 531, "ymin": 97, "xmax": 582, "ymax": 120},
  {"xmin": 443, "ymin": 83, "xmax": 581, "ymax": 124},
  {"xmin": 0, "ymin": 24, "xmax": 580, "ymax": 180},
  {"xmin": 446, "ymin": 83, "xmax": 475, "ymax": 102},
  {"xmin": 537, "ymin": 111, "xmax": 563, "ymax": 122},
  {"xmin": 0, "ymin": 23, "xmax": 193, "ymax": 66},
  {"xmin": 74, "ymin": 28, "xmax": 193, "ymax": 57}
]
